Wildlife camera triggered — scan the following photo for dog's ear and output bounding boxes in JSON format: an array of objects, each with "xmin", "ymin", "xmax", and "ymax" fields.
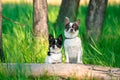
[
  {"xmin": 65, "ymin": 17, "xmax": 70, "ymax": 26},
  {"xmin": 49, "ymin": 34, "xmax": 54, "ymax": 42},
  {"xmin": 58, "ymin": 34, "xmax": 63, "ymax": 42},
  {"xmin": 75, "ymin": 19, "xmax": 80, "ymax": 27}
]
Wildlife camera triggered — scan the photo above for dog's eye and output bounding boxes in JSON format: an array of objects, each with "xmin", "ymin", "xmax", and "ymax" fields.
[
  {"xmin": 57, "ymin": 41, "xmax": 62, "ymax": 46},
  {"xmin": 73, "ymin": 24, "xmax": 78, "ymax": 31},
  {"xmin": 72, "ymin": 25, "xmax": 74, "ymax": 28},
  {"xmin": 56, "ymin": 43, "xmax": 61, "ymax": 48},
  {"xmin": 49, "ymin": 40, "xmax": 55, "ymax": 46},
  {"xmin": 65, "ymin": 24, "xmax": 70, "ymax": 31}
]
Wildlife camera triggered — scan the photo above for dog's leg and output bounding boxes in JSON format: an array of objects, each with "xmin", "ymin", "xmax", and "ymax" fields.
[
  {"xmin": 57, "ymin": 58, "xmax": 62, "ymax": 63},
  {"xmin": 49, "ymin": 57, "xmax": 53, "ymax": 64},
  {"xmin": 65, "ymin": 50, "xmax": 69, "ymax": 63},
  {"xmin": 77, "ymin": 48, "xmax": 83, "ymax": 64}
]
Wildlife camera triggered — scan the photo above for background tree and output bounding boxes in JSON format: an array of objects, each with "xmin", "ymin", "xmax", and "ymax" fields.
[
  {"xmin": 33, "ymin": 0, "xmax": 48, "ymax": 38},
  {"xmin": 86, "ymin": 0, "xmax": 108, "ymax": 40},
  {"xmin": 33, "ymin": 0, "xmax": 48, "ymax": 58},
  {"xmin": 0, "ymin": 0, "xmax": 5, "ymax": 62},
  {"xmin": 56, "ymin": 0, "xmax": 80, "ymax": 30}
]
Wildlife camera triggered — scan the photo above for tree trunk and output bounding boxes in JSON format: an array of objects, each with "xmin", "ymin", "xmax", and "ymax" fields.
[
  {"xmin": 0, "ymin": 0, "xmax": 5, "ymax": 62},
  {"xmin": 33, "ymin": 0, "xmax": 48, "ymax": 60},
  {"xmin": 1, "ymin": 63, "xmax": 120, "ymax": 80},
  {"xmin": 56, "ymin": 0, "xmax": 80, "ymax": 30},
  {"xmin": 86, "ymin": 0, "xmax": 108, "ymax": 41},
  {"xmin": 33, "ymin": 0, "xmax": 48, "ymax": 38}
]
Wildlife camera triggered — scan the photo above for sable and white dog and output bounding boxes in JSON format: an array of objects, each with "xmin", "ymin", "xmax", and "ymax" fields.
[
  {"xmin": 64, "ymin": 17, "xmax": 83, "ymax": 63},
  {"xmin": 45, "ymin": 34, "xmax": 63, "ymax": 64}
]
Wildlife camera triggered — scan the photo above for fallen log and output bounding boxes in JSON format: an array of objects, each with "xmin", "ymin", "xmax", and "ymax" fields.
[{"xmin": 1, "ymin": 63, "xmax": 120, "ymax": 80}]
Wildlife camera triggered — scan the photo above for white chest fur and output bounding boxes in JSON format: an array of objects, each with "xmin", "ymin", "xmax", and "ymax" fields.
[
  {"xmin": 64, "ymin": 37, "xmax": 82, "ymax": 63},
  {"xmin": 64, "ymin": 37, "xmax": 81, "ymax": 47},
  {"xmin": 45, "ymin": 53, "xmax": 62, "ymax": 64}
]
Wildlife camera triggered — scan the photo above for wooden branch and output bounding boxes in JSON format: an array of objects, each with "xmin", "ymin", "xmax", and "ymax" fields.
[
  {"xmin": 1, "ymin": 63, "xmax": 120, "ymax": 79},
  {"xmin": 2, "ymin": 15, "xmax": 25, "ymax": 27}
]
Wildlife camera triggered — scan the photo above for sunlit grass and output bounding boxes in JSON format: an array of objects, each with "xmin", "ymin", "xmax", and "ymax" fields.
[
  {"xmin": 2, "ymin": 3, "xmax": 120, "ymax": 66},
  {"xmin": 2, "ymin": 3, "xmax": 48, "ymax": 63}
]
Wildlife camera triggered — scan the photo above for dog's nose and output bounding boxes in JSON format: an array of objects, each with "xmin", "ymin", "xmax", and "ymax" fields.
[{"xmin": 70, "ymin": 29, "xmax": 73, "ymax": 32}]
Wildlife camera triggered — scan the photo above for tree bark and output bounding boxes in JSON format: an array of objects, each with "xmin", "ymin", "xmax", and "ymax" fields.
[
  {"xmin": 0, "ymin": 0, "xmax": 5, "ymax": 62},
  {"xmin": 33, "ymin": 0, "xmax": 48, "ymax": 38},
  {"xmin": 33, "ymin": 0, "xmax": 48, "ymax": 59},
  {"xmin": 1, "ymin": 63, "xmax": 120, "ymax": 80},
  {"xmin": 56, "ymin": 0, "xmax": 80, "ymax": 30},
  {"xmin": 86, "ymin": 0, "xmax": 108, "ymax": 41}
]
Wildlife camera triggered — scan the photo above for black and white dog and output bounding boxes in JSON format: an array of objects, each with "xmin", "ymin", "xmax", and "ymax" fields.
[
  {"xmin": 45, "ymin": 34, "xmax": 63, "ymax": 63},
  {"xmin": 64, "ymin": 17, "xmax": 83, "ymax": 63}
]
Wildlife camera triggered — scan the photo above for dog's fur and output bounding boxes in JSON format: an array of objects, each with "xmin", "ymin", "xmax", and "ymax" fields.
[
  {"xmin": 64, "ymin": 17, "xmax": 83, "ymax": 63},
  {"xmin": 45, "ymin": 34, "xmax": 63, "ymax": 63}
]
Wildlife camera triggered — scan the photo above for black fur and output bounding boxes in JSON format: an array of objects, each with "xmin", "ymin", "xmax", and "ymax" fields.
[
  {"xmin": 65, "ymin": 23, "xmax": 70, "ymax": 32},
  {"xmin": 47, "ymin": 52, "xmax": 51, "ymax": 56},
  {"xmin": 49, "ymin": 35, "xmax": 63, "ymax": 49},
  {"xmin": 48, "ymin": 34, "xmax": 63, "ymax": 55},
  {"xmin": 72, "ymin": 23, "xmax": 79, "ymax": 31}
]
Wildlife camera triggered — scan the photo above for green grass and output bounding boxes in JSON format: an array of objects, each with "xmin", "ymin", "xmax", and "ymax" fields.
[
  {"xmin": 2, "ymin": 3, "xmax": 48, "ymax": 63},
  {"xmin": 1, "ymin": 2, "xmax": 120, "ymax": 79}
]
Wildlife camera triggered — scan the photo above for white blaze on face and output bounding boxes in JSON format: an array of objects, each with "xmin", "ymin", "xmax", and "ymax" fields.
[
  {"xmin": 54, "ymin": 40, "xmax": 58, "ymax": 49},
  {"xmin": 69, "ymin": 23, "xmax": 73, "ymax": 27},
  {"xmin": 68, "ymin": 23, "xmax": 74, "ymax": 33},
  {"xmin": 54, "ymin": 45, "xmax": 57, "ymax": 49}
]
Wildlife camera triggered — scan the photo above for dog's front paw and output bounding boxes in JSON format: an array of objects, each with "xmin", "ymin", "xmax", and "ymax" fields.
[
  {"xmin": 65, "ymin": 62, "xmax": 69, "ymax": 64},
  {"xmin": 57, "ymin": 62, "xmax": 62, "ymax": 64},
  {"xmin": 65, "ymin": 61, "xmax": 69, "ymax": 64},
  {"xmin": 77, "ymin": 61, "xmax": 83, "ymax": 64},
  {"xmin": 52, "ymin": 62, "xmax": 56, "ymax": 64},
  {"xmin": 52, "ymin": 62, "xmax": 62, "ymax": 64}
]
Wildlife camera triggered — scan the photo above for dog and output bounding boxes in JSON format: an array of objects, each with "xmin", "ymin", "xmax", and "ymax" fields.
[
  {"xmin": 45, "ymin": 34, "xmax": 63, "ymax": 64},
  {"xmin": 64, "ymin": 17, "xmax": 83, "ymax": 63}
]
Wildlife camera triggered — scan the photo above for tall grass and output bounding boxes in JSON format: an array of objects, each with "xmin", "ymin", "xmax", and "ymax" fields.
[
  {"xmin": 75, "ymin": 5, "xmax": 120, "ymax": 67},
  {"xmin": 2, "ymin": 3, "xmax": 120, "ymax": 66},
  {"xmin": 2, "ymin": 3, "xmax": 49, "ymax": 63},
  {"xmin": 1, "ymin": 2, "xmax": 120, "ymax": 79}
]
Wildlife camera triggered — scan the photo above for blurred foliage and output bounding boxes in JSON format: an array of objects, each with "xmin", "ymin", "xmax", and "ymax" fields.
[{"xmin": 1, "ymin": 2, "xmax": 120, "ymax": 79}]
